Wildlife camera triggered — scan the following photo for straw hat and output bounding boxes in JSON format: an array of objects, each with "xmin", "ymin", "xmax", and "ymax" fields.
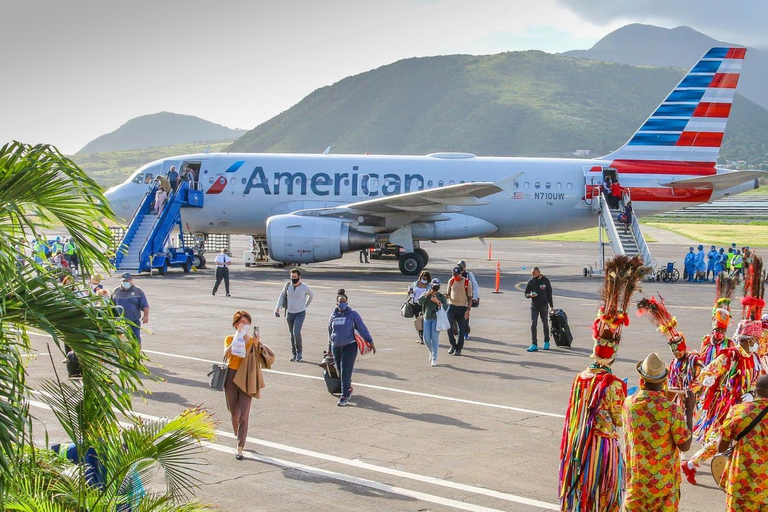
[{"xmin": 636, "ymin": 352, "xmax": 668, "ymax": 383}]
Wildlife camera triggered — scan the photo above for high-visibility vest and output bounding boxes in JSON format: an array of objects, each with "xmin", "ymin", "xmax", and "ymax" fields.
[
  {"xmin": 726, "ymin": 252, "xmax": 736, "ymax": 270},
  {"xmin": 733, "ymin": 255, "xmax": 743, "ymax": 269},
  {"xmin": 65, "ymin": 242, "xmax": 75, "ymax": 255}
]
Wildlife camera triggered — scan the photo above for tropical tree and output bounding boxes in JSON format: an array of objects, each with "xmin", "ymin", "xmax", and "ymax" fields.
[{"xmin": 0, "ymin": 141, "xmax": 214, "ymax": 508}]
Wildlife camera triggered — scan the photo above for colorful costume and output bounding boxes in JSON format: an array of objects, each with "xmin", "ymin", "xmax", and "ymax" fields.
[
  {"xmin": 719, "ymin": 397, "xmax": 768, "ymax": 511},
  {"xmin": 637, "ymin": 295, "xmax": 702, "ymax": 405},
  {"xmin": 699, "ymin": 275, "xmax": 736, "ymax": 367},
  {"xmin": 623, "ymin": 390, "xmax": 690, "ymax": 511},
  {"xmin": 558, "ymin": 255, "xmax": 645, "ymax": 511}
]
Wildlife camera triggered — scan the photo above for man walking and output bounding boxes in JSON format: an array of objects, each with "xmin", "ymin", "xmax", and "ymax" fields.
[
  {"xmin": 446, "ymin": 266, "xmax": 472, "ymax": 356},
  {"xmin": 623, "ymin": 352, "xmax": 695, "ymax": 511},
  {"xmin": 111, "ymin": 272, "xmax": 149, "ymax": 344},
  {"xmin": 457, "ymin": 260, "xmax": 479, "ymax": 339},
  {"xmin": 212, "ymin": 248, "xmax": 232, "ymax": 296},
  {"xmin": 717, "ymin": 374, "xmax": 768, "ymax": 511},
  {"xmin": 359, "ymin": 248, "xmax": 369, "ymax": 263},
  {"xmin": 524, "ymin": 267, "xmax": 553, "ymax": 352},
  {"xmin": 275, "ymin": 268, "xmax": 314, "ymax": 362}
]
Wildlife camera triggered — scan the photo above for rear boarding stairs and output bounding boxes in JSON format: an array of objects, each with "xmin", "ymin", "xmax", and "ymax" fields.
[
  {"xmin": 113, "ymin": 180, "xmax": 203, "ymax": 275},
  {"xmin": 583, "ymin": 187, "xmax": 655, "ymax": 277}
]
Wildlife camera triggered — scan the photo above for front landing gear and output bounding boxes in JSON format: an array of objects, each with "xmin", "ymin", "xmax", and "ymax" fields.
[{"xmin": 398, "ymin": 252, "xmax": 425, "ymax": 276}]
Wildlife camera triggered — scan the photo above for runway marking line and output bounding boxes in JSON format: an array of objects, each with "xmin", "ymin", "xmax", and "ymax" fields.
[
  {"xmin": 26, "ymin": 331, "xmax": 565, "ymax": 419},
  {"xmin": 28, "ymin": 397, "xmax": 558, "ymax": 511}
]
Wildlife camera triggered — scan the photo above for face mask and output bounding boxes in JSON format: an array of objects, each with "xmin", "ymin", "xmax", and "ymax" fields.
[
  {"xmin": 750, "ymin": 342, "xmax": 759, "ymax": 353},
  {"xmin": 291, "ymin": 277, "xmax": 299, "ymax": 284},
  {"xmin": 240, "ymin": 324, "xmax": 251, "ymax": 334},
  {"xmin": 121, "ymin": 282, "xmax": 131, "ymax": 290},
  {"xmin": 338, "ymin": 302, "xmax": 348, "ymax": 311},
  {"xmin": 420, "ymin": 279, "xmax": 428, "ymax": 284}
]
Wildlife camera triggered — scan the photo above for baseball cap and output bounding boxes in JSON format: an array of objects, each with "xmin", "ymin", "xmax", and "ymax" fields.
[
  {"xmin": 120, "ymin": 272, "xmax": 132, "ymax": 280},
  {"xmin": 452, "ymin": 266, "xmax": 462, "ymax": 275},
  {"xmin": 431, "ymin": 278, "xmax": 441, "ymax": 286},
  {"xmin": 457, "ymin": 260, "xmax": 466, "ymax": 268}
]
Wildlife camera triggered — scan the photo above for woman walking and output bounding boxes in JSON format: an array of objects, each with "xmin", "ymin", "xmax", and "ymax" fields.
[
  {"xmin": 328, "ymin": 289, "xmax": 374, "ymax": 406},
  {"xmin": 223, "ymin": 310, "xmax": 258, "ymax": 459},
  {"xmin": 418, "ymin": 278, "xmax": 448, "ymax": 367},
  {"xmin": 407, "ymin": 270, "xmax": 431, "ymax": 343}
]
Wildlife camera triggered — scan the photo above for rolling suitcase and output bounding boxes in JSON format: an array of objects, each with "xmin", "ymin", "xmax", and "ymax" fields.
[
  {"xmin": 549, "ymin": 309, "xmax": 573, "ymax": 348},
  {"xmin": 319, "ymin": 353, "xmax": 342, "ymax": 395}
]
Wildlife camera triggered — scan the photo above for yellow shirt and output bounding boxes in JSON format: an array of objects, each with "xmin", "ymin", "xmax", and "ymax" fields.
[{"xmin": 224, "ymin": 334, "xmax": 255, "ymax": 371}]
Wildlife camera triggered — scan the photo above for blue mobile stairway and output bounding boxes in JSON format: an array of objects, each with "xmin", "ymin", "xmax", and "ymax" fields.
[{"xmin": 114, "ymin": 180, "xmax": 203, "ymax": 275}]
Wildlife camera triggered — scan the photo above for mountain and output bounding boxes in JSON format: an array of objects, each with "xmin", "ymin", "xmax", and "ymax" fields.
[
  {"xmin": 77, "ymin": 112, "xmax": 246, "ymax": 154},
  {"xmin": 227, "ymin": 51, "xmax": 768, "ymax": 165},
  {"xmin": 563, "ymin": 24, "xmax": 768, "ymax": 111}
]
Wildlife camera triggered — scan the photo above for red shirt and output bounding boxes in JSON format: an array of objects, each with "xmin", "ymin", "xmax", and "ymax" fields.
[{"xmin": 611, "ymin": 182, "xmax": 621, "ymax": 197}]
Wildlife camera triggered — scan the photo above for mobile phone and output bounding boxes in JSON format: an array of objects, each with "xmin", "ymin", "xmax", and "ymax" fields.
[{"xmin": 253, "ymin": 326, "xmax": 259, "ymax": 337}]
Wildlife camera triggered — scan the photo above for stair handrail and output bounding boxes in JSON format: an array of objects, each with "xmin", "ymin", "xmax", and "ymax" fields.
[
  {"xmin": 115, "ymin": 182, "xmax": 157, "ymax": 268},
  {"xmin": 136, "ymin": 180, "xmax": 189, "ymax": 271},
  {"xmin": 630, "ymin": 214, "xmax": 656, "ymax": 271},
  {"xmin": 598, "ymin": 193, "xmax": 624, "ymax": 256}
]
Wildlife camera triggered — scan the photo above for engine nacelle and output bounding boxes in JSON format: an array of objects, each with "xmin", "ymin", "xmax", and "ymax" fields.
[{"xmin": 267, "ymin": 215, "xmax": 376, "ymax": 263}]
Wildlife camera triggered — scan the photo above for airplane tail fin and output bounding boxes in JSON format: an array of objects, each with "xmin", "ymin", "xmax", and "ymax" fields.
[{"xmin": 602, "ymin": 47, "xmax": 746, "ymax": 167}]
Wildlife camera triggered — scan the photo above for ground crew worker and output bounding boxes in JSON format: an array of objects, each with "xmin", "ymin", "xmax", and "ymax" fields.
[
  {"xmin": 726, "ymin": 248, "xmax": 736, "ymax": 274},
  {"xmin": 684, "ymin": 247, "xmax": 696, "ymax": 282},
  {"xmin": 706, "ymin": 245, "xmax": 717, "ymax": 281},
  {"xmin": 732, "ymin": 250, "xmax": 744, "ymax": 283},
  {"xmin": 64, "ymin": 238, "xmax": 78, "ymax": 272}
]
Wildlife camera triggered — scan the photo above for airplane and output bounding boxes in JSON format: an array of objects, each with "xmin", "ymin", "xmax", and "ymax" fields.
[{"xmin": 106, "ymin": 47, "xmax": 763, "ymax": 275}]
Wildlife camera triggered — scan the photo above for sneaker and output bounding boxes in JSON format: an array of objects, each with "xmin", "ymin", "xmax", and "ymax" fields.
[
  {"xmin": 226, "ymin": 293, "xmax": 231, "ymax": 297},
  {"xmin": 527, "ymin": 344, "xmax": 538, "ymax": 352},
  {"xmin": 681, "ymin": 461, "xmax": 697, "ymax": 485},
  {"xmin": 337, "ymin": 397, "xmax": 348, "ymax": 407},
  {"xmin": 431, "ymin": 361, "xmax": 437, "ymax": 367},
  {"xmin": 455, "ymin": 350, "xmax": 462, "ymax": 356},
  {"xmin": 543, "ymin": 341, "xmax": 550, "ymax": 350},
  {"xmin": 448, "ymin": 347, "xmax": 456, "ymax": 355},
  {"xmin": 290, "ymin": 355, "xmax": 296, "ymax": 362},
  {"xmin": 464, "ymin": 334, "xmax": 470, "ymax": 340},
  {"xmin": 296, "ymin": 354, "xmax": 302, "ymax": 362},
  {"xmin": 211, "ymin": 291, "xmax": 215, "ymax": 296}
]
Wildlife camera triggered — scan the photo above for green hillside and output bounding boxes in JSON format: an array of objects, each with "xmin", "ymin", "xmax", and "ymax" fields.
[
  {"xmin": 227, "ymin": 51, "xmax": 768, "ymax": 165},
  {"xmin": 70, "ymin": 141, "xmax": 230, "ymax": 189},
  {"xmin": 78, "ymin": 112, "xmax": 245, "ymax": 154}
]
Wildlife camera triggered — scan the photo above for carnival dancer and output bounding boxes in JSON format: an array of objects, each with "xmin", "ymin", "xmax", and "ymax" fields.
[
  {"xmin": 637, "ymin": 295, "xmax": 702, "ymax": 406},
  {"xmin": 558, "ymin": 255, "xmax": 645, "ymax": 511},
  {"xmin": 700, "ymin": 274, "xmax": 737, "ymax": 367},
  {"xmin": 683, "ymin": 256, "xmax": 765, "ymax": 485}
]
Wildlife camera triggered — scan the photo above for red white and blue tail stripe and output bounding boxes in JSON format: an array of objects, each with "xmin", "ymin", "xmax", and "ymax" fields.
[{"xmin": 603, "ymin": 47, "xmax": 745, "ymax": 166}]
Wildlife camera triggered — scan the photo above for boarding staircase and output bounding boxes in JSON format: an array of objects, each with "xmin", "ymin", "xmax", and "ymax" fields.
[
  {"xmin": 114, "ymin": 180, "xmax": 203, "ymax": 273},
  {"xmin": 589, "ymin": 189, "xmax": 656, "ymax": 273}
]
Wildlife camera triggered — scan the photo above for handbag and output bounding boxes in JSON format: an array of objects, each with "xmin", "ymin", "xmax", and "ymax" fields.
[
  {"xmin": 356, "ymin": 332, "xmax": 374, "ymax": 355},
  {"xmin": 414, "ymin": 315, "xmax": 424, "ymax": 331},
  {"xmin": 711, "ymin": 403, "xmax": 768, "ymax": 491},
  {"xmin": 400, "ymin": 300, "xmax": 415, "ymax": 318},
  {"xmin": 207, "ymin": 358, "xmax": 228, "ymax": 391},
  {"xmin": 436, "ymin": 306, "xmax": 450, "ymax": 332},
  {"xmin": 471, "ymin": 298, "xmax": 480, "ymax": 308}
]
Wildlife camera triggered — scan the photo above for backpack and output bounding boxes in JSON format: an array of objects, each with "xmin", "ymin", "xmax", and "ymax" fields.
[{"xmin": 448, "ymin": 277, "xmax": 470, "ymax": 302}]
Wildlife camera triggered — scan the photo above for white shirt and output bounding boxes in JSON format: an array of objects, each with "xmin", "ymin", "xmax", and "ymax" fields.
[
  {"xmin": 276, "ymin": 281, "xmax": 314, "ymax": 313},
  {"xmin": 215, "ymin": 253, "xmax": 231, "ymax": 267}
]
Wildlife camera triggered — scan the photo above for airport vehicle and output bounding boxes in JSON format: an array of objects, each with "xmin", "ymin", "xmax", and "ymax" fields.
[{"xmin": 106, "ymin": 47, "xmax": 762, "ymax": 275}]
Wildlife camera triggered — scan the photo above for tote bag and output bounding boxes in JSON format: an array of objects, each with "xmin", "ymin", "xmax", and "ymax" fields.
[
  {"xmin": 207, "ymin": 359, "xmax": 228, "ymax": 391},
  {"xmin": 436, "ymin": 306, "xmax": 450, "ymax": 332}
]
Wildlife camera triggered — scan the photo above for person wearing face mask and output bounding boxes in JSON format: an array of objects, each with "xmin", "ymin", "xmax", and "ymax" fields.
[
  {"xmin": 328, "ymin": 289, "xmax": 374, "ymax": 406},
  {"xmin": 223, "ymin": 310, "xmax": 259, "ymax": 460},
  {"xmin": 110, "ymin": 272, "xmax": 149, "ymax": 344},
  {"xmin": 212, "ymin": 248, "xmax": 232, "ymax": 297},
  {"xmin": 407, "ymin": 271, "xmax": 431, "ymax": 344},
  {"xmin": 275, "ymin": 268, "xmax": 314, "ymax": 362},
  {"xmin": 418, "ymin": 278, "xmax": 448, "ymax": 367}
]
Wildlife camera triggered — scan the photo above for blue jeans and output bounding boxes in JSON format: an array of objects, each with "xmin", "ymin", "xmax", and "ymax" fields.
[
  {"xmin": 332, "ymin": 342, "xmax": 357, "ymax": 399},
  {"xmin": 423, "ymin": 319, "xmax": 439, "ymax": 362},
  {"xmin": 286, "ymin": 310, "xmax": 306, "ymax": 357}
]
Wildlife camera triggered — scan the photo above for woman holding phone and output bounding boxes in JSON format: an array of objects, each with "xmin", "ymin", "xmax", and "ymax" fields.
[{"xmin": 223, "ymin": 310, "xmax": 259, "ymax": 459}]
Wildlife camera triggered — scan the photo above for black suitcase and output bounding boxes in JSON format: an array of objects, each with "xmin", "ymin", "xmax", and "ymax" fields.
[
  {"xmin": 549, "ymin": 309, "xmax": 573, "ymax": 348},
  {"xmin": 323, "ymin": 370, "xmax": 342, "ymax": 395}
]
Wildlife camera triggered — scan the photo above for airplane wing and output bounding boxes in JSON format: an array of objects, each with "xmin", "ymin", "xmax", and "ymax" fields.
[
  {"xmin": 661, "ymin": 170, "xmax": 765, "ymax": 191},
  {"xmin": 293, "ymin": 173, "xmax": 522, "ymax": 216}
]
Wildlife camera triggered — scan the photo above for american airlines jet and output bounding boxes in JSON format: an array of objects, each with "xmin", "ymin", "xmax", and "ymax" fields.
[{"xmin": 106, "ymin": 47, "xmax": 762, "ymax": 275}]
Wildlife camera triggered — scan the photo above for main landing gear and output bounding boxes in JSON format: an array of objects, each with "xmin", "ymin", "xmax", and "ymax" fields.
[{"xmin": 398, "ymin": 248, "xmax": 428, "ymax": 276}]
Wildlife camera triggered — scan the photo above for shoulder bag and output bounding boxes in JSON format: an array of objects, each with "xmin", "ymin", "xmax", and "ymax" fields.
[
  {"xmin": 711, "ymin": 403, "xmax": 768, "ymax": 490},
  {"xmin": 207, "ymin": 357, "xmax": 228, "ymax": 391},
  {"xmin": 401, "ymin": 300, "xmax": 415, "ymax": 318}
]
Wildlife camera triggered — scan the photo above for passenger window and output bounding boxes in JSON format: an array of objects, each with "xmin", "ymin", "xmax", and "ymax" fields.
[
  {"xmin": 524, "ymin": 182, "xmax": 530, "ymax": 189},
  {"xmin": 438, "ymin": 180, "xmax": 444, "ymax": 186},
  {"xmin": 556, "ymin": 182, "xmax": 562, "ymax": 190},
  {"xmin": 449, "ymin": 180, "xmax": 455, "ymax": 185},
  {"xmin": 241, "ymin": 178, "xmax": 246, "ymax": 184},
  {"xmin": 513, "ymin": 181, "xmax": 519, "ymax": 189},
  {"xmin": 567, "ymin": 183, "xmax": 573, "ymax": 189},
  {"xmin": 427, "ymin": 180, "xmax": 433, "ymax": 187},
  {"xmin": 534, "ymin": 182, "xmax": 541, "ymax": 189},
  {"xmin": 545, "ymin": 182, "xmax": 551, "ymax": 189}
]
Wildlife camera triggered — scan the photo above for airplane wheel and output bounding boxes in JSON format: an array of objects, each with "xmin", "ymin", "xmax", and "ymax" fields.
[
  {"xmin": 245, "ymin": 263, "xmax": 251, "ymax": 268},
  {"xmin": 192, "ymin": 254, "xmax": 202, "ymax": 268},
  {"xmin": 198, "ymin": 255, "xmax": 207, "ymax": 269},
  {"xmin": 415, "ymin": 248, "xmax": 429, "ymax": 266},
  {"xmin": 398, "ymin": 252, "xmax": 425, "ymax": 276},
  {"xmin": 583, "ymin": 268, "xmax": 588, "ymax": 277}
]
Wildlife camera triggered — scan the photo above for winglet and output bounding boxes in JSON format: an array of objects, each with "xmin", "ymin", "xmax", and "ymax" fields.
[{"xmin": 494, "ymin": 172, "xmax": 523, "ymax": 194}]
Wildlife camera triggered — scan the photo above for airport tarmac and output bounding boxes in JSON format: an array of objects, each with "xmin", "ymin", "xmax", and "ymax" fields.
[{"xmin": 27, "ymin": 237, "xmax": 761, "ymax": 511}]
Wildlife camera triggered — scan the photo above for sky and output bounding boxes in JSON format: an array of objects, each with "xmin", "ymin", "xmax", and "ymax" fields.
[{"xmin": 1, "ymin": 0, "xmax": 764, "ymax": 154}]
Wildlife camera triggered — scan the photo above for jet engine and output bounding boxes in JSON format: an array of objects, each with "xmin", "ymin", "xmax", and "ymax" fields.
[{"xmin": 266, "ymin": 215, "xmax": 376, "ymax": 263}]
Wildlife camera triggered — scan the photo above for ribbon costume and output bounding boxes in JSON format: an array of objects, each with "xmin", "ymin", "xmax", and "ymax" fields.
[
  {"xmin": 636, "ymin": 295, "xmax": 702, "ymax": 405},
  {"xmin": 699, "ymin": 275, "xmax": 737, "ymax": 367},
  {"xmin": 558, "ymin": 256, "xmax": 645, "ymax": 511}
]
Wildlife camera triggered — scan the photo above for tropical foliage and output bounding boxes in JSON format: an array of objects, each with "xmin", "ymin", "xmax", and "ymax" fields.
[{"xmin": 0, "ymin": 141, "xmax": 214, "ymax": 509}]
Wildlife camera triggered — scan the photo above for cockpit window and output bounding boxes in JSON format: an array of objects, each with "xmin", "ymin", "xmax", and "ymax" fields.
[
  {"xmin": 144, "ymin": 173, "xmax": 154, "ymax": 184},
  {"xmin": 131, "ymin": 174, "xmax": 144, "ymax": 184}
]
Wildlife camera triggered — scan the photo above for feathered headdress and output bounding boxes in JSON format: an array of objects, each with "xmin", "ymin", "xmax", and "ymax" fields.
[
  {"xmin": 591, "ymin": 255, "xmax": 646, "ymax": 365},
  {"xmin": 712, "ymin": 274, "xmax": 736, "ymax": 330},
  {"xmin": 737, "ymin": 253, "xmax": 765, "ymax": 341},
  {"xmin": 637, "ymin": 295, "xmax": 687, "ymax": 359}
]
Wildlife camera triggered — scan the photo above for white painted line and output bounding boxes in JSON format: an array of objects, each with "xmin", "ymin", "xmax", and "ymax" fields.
[
  {"xmin": 28, "ymin": 398, "xmax": 558, "ymax": 511},
  {"xmin": 27, "ymin": 332, "xmax": 566, "ymax": 418},
  {"xmin": 143, "ymin": 349, "xmax": 566, "ymax": 419}
]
